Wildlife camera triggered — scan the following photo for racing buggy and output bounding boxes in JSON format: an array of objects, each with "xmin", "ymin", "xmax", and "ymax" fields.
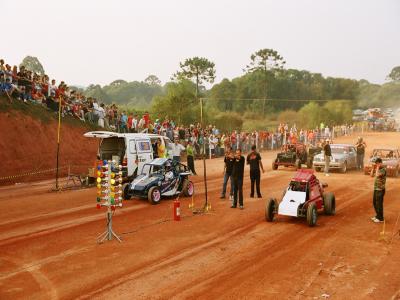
[
  {"xmin": 265, "ymin": 169, "xmax": 335, "ymax": 227},
  {"xmin": 122, "ymin": 158, "xmax": 194, "ymax": 204},
  {"xmin": 272, "ymin": 143, "xmax": 308, "ymax": 170}
]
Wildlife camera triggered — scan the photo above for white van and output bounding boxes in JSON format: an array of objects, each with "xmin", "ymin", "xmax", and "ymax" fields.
[{"xmin": 84, "ymin": 131, "xmax": 173, "ymax": 180}]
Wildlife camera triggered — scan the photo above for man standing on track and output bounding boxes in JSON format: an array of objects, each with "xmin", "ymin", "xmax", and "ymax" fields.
[
  {"xmin": 355, "ymin": 137, "xmax": 367, "ymax": 171},
  {"xmin": 247, "ymin": 145, "xmax": 264, "ymax": 198},
  {"xmin": 186, "ymin": 140, "xmax": 196, "ymax": 175},
  {"xmin": 371, "ymin": 157, "xmax": 386, "ymax": 223},
  {"xmin": 220, "ymin": 148, "xmax": 234, "ymax": 201},
  {"xmin": 323, "ymin": 139, "xmax": 332, "ymax": 176},
  {"xmin": 231, "ymin": 149, "xmax": 245, "ymax": 209}
]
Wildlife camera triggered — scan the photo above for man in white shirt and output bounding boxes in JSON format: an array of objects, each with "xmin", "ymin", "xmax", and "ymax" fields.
[
  {"xmin": 138, "ymin": 117, "xmax": 145, "ymax": 131},
  {"xmin": 97, "ymin": 103, "xmax": 105, "ymax": 128},
  {"xmin": 209, "ymin": 134, "xmax": 218, "ymax": 159},
  {"xmin": 132, "ymin": 115, "xmax": 138, "ymax": 133},
  {"xmin": 170, "ymin": 139, "xmax": 185, "ymax": 163}
]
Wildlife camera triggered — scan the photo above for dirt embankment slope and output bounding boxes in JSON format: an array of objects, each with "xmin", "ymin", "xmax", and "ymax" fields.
[{"xmin": 0, "ymin": 98, "xmax": 98, "ymax": 182}]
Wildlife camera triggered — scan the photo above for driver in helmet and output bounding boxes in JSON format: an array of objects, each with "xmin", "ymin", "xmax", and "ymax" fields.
[{"xmin": 165, "ymin": 161, "xmax": 174, "ymax": 181}]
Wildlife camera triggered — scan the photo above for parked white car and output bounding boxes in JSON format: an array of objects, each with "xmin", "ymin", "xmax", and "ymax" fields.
[{"xmin": 312, "ymin": 144, "xmax": 357, "ymax": 173}]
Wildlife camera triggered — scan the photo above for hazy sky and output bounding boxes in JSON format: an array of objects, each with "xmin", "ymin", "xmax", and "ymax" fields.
[{"xmin": 1, "ymin": 0, "xmax": 399, "ymax": 87}]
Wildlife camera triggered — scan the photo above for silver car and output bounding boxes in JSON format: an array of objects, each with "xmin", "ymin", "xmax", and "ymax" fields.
[{"xmin": 313, "ymin": 144, "xmax": 357, "ymax": 173}]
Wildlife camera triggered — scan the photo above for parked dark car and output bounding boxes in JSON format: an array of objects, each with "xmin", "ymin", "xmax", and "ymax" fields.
[{"xmin": 272, "ymin": 143, "xmax": 308, "ymax": 170}]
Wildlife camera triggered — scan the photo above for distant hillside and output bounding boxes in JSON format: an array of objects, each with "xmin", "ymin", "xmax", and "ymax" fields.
[{"xmin": 83, "ymin": 79, "xmax": 163, "ymax": 109}]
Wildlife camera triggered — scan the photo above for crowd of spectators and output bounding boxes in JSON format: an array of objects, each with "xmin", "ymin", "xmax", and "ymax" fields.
[
  {"xmin": 1, "ymin": 58, "xmax": 358, "ymax": 157},
  {"xmin": 145, "ymin": 120, "xmax": 357, "ymax": 159},
  {"xmin": 0, "ymin": 58, "xmax": 129, "ymax": 130}
]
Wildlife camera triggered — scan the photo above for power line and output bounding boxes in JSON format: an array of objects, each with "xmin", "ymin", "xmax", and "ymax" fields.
[{"xmin": 199, "ymin": 98, "xmax": 341, "ymax": 102}]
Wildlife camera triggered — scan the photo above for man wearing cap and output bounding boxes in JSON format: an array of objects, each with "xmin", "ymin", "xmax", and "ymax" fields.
[
  {"xmin": 323, "ymin": 139, "xmax": 332, "ymax": 176},
  {"xmin": 371, "ymin": 157, "xmax": 386, "ymax": 223}
]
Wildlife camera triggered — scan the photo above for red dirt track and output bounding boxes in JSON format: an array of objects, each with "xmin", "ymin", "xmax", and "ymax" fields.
[{"xmin": 1, "ymin": 132, "xmax": 400, "ymax": 299}]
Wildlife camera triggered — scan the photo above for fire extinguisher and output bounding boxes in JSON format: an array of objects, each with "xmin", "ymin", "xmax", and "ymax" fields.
[{"xmin": 173, "ymin": 199, "xmax": 181, "ymax": 221}]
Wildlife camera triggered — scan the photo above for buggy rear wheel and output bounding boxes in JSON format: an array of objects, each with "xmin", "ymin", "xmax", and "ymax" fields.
[
  {"xmin": 182, "ymin": 179, "xmax": 194, "ymax": 197},
  {"xmin": 323, "ymin": 192, "xmax": 336, "ymax": 215},
  {"xmin": 272, "ymin": 160, "xmax": 278, "ymax": 170},
  {"xmin": 148, "ymin": 186, "xmax": 161, "ymax": 205},
  {"xmin": 306, "ymin": 202, "xmax": 318, "ymax": 227},
  {"xmin": 122, "ymin": 183, "xmax": 131, "ymax": 200},
  {"xmin": 265, "ymin": 198, "xmax": 277, "ymax": 222}
]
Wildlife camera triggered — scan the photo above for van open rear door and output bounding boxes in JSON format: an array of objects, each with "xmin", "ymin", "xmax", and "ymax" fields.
[
  {"xmin": 84, "ymin": 131, "xmax": 120, "ymax": 138},
  {"xmin": 84, "ymin": 131, "xmax": 126, "ymax": 172}
]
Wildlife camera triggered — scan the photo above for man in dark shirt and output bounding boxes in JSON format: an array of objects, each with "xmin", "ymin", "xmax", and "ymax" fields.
[
  {"xmin": 355, "ymin": 137, "xmax": 366, "ymax": 170},
  {"xmin": 247, "ymin": 145, "xmax": 264, "ymax": 198},
  {"xmin": 231, "ymin": 149, "xmax": 245, "ymax": 209},
  {"xmin": 371, "ymin": 157, "xmax": 386, "ymax": 222},
  {"xmin": 323, "ymin": 139, "xmax": 332, "ymax": 176},
  {"xmin": 220, "ymin": 148, "xmax": 234, "ymax": 200}
]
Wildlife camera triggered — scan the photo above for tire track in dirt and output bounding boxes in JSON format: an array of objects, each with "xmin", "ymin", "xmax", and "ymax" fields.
[
  {"xmin": 80, "ymin": 174, "xmax": 392, "ymax": 299},
  {"xmin": 1, "ymin": 132, "xmax": 400, "ymax": 299}
]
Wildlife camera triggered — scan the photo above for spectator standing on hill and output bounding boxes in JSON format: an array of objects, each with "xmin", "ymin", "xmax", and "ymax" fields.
[
  {"xmin": 370, "ymin": 157, "xmax": 386, "ymax": 223},
  {"xmin": 120, "ymin": 111, "xmax": 128, "ymax": 133},
  {"xmin": 186, "ymin": 140, "xmax": 196, "ymax": 175},
  {"xmin": 0, "ymin": 59, "xmax": 5, "ymax": 72},
  {"xmin": 231, "ymin": 149, "xmax": 245, "ymax": 209},
  {"xmin": 355, "ymin": 137, "xmax": 367, "ymax": 170},
  {"xmin": 92, "ymin": 99, "xmax": 100, "ymax": 124},
  {"xmin": 132, "ymin": 114, "xmax": 138, "ymax": 133},
  {"xmin": 247, "ymin": 145, "xmax": 264, "ymax": 198},
  {"xmin": 127, "ymin": 113, "xmax": 133, "ymax": 132},
  {"xmin": 47, "ymin": 79, "xmax": 57, "ymax": 97},
  {"xmin": 220, "ymin": 148, "xmax": 234, "ymax": 201},
  {"xmin": 171, "ymin": 139, "xmax": 185, "ymax": 163},
  {"xmin": 138, "ymin": 115, "xmax": 146, "ymax": 131},
  {"xmin": 323, "ymin": 139, "xmax": 332, "ymax": 176},
  {"xmin": 97, "ymin": 103, "xmax": 105, "ymax": 128}
]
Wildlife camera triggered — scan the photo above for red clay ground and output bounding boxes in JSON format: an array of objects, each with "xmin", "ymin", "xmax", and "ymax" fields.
[
  {"xmin": 0, "ymin": 132, "xmax": 399, "ymax": 300},
  {"xmin": 0, "ymin": 108, "xmax": 98, "ymax": 183}
]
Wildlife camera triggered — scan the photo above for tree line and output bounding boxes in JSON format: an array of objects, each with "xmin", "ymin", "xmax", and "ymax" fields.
[{"xmin": 17, "ymin": 52, "xmax": 400, "ymax": 131}]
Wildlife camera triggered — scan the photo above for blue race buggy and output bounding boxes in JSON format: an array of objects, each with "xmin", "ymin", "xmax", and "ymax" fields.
[{"xmin": 122, "ymin": 158, "xmax": 194, "ymax": 204}]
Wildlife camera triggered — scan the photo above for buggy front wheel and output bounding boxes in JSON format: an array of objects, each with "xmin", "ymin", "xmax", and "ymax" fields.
[
  {"xmin": 306, "ymin": 202, "xmax": 318, "ymax": 227},
  {"xmin": 148, "ymin": 186, "xmax": 161, "ymax": 205},
  {"xmin": 265, "ymin": 198, "xmax": 277, "ymax": 222},
  {"xmin": 323, "ymin": 192, "xmax": 336, "ymax": 215},
  {"xmin": 122, "ymin": 183, "xmax": 131, "ymax": 200}
]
